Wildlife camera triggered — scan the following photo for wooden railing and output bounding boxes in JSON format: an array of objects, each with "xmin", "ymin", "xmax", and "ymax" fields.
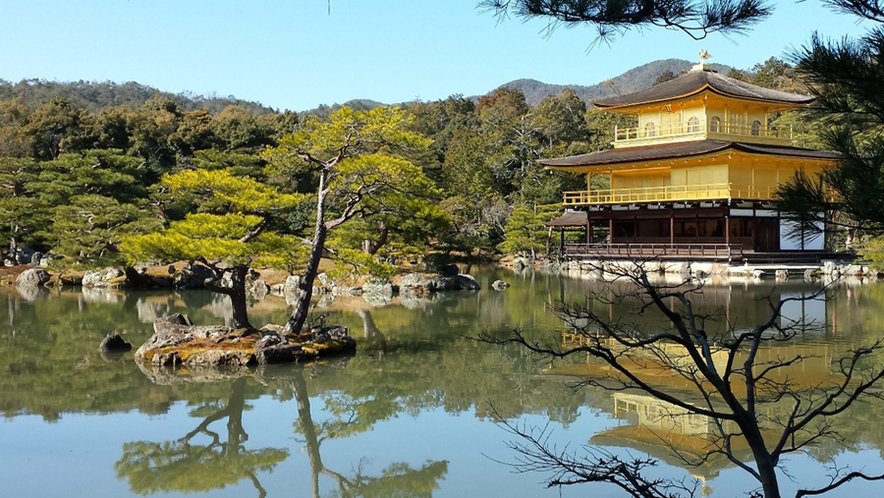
[
  {"xmin": 564, "ymin": 242, "xmax": 744, "ymax": 260},
  {"xmin": 613, "ymin": 120, "xmax": 793, "ymax": 145},
  {"xmin": 562, "ymin": 183, "xmax": 780, "ymax": 206}
]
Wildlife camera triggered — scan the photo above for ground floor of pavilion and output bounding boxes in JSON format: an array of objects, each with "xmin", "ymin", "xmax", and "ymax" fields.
[{"xmin": 547, "ymin": 200, "xmax": 840, "ymax": 263}]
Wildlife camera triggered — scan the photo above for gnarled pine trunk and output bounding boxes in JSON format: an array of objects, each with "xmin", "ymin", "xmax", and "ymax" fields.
[{"xmin": 286, "ymin": 168, "xmax": 330, "ymax": 334}]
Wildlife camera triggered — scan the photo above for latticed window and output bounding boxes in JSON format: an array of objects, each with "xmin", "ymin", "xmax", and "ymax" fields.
[
  {"xmin": 710, "ymin": 116, "xmax": 721, "ymax": 133},
  {"xmin": 687, "ymin": 117, "xmax": 700, "ymax": 133},
  {"xmin": 751, "ymin": 120, "xmax": 762, "ymax": 136},
  {"xmin": 644, "ymin": 122, "xmax": 656, "ymax": 137}
]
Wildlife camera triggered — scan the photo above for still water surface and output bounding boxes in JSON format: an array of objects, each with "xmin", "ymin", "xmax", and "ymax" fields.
[{"xmin": 3, "ymin": 267, "xmax": 884, "ymax": 497}]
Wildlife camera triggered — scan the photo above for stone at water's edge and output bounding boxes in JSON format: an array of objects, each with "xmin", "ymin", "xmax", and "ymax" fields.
[
  {"xmin": 15, "ymin": 268, "xmax": 50, "ymax": 288},
  {"xmin": 134, "ymin": 314, "xmax": 356, "ymax": 368},
  {"xmin": 99, "ymin": 333, "xmax": 132, "ymax": 352}
]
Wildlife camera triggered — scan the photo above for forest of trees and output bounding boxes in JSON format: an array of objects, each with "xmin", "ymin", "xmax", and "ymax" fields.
[{"xmin": 0, "ymin": 57, "xmax": 820, "ymax": 275}]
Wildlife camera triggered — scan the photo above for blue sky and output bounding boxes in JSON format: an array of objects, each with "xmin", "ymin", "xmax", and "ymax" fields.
[{"xmin": 0, "ymin": 0, "xmax": 872, "ymax": 111}]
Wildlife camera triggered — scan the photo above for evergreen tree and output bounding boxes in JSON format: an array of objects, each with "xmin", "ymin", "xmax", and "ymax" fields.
[
  {"xmin": 479, "ymin": 0, "xmax": 771, "ymax": 43},
  {"xmin": 777, "ymin": 8, "xmax": 884, "ymax": 253},
  {"xmin": 121, "ymin": 168, "xmax": 306, "ymax": 329},
  {"xmin": 264, "ymin": 106, "xmax": 442, "ymax": 334}
]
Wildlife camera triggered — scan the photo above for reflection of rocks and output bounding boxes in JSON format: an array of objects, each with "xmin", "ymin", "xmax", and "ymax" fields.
[
  {"xmin": 491, "ymin": 279, "xmax": 510, "ymax": 291},
  {"xmin": 136, "ymin": 361, "xmax": 252, "ymax": 385},
  {"xmin": 333, "ymin": 285, "xmax": 362, "ymax": 297},
  {"xmin": 314, "ymin": 294, "xmax": 338, "ymax": 309},
  {"xmin": 207, "ymin": 294, "xmax": 235, "ymax": 324},
  {"xmin": 271, "ymin": 275, "xmax": 300, "ymax": 297},
  {"xmin": 398, "ymin": 289, "xmax": 478, "ymax": 309},
  {"xmin": 250, "ymin": 280, "xmax": 270, "ymax": 299},
  {"xmin": 99, "ymin": 350, "xmax": 128, "ymax": 362},
  {"xmin": 135, "ymin": 297, "xmax": 175, "ymax": 323},
  {"xmin": 134, "ymin": 313, "xmax": 356, "ymax": 368},
  {"xmin": 362, "ymin": 280, "xmax": 394, "ymax": 306},
  {"xmin": 14, "ymin": 283, "xmax": 47, "ymax": 302},
  {"xmin": 81, "ymin": 287, "xmax": 123, "ymax": 304}
]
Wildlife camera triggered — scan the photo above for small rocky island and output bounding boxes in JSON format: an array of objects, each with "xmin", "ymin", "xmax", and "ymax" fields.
[{"xmin": 135, "ymin": 313, "xmax": 356, "ymax": 367}]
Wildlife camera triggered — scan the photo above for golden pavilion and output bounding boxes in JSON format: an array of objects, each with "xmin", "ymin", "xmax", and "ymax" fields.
[{"xmin": 543, "ymin": 60, "xmax": 840, "ymax": 263}]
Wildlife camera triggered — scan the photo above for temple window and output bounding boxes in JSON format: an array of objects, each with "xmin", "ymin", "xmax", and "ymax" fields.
[
  {"xmin": 751, "ymin": 120, "xmax": 762, "ymax": 136},
  {"xmin": 687, "ymin": 117, "xmax": 700, "ymax": 133},
  {"xmin": 710, "ymin": 116, "xmax": 721, "ymax": 133},
  {"xmin": 644, "ymin": 122, "xmax": 656, "ymax": 137}
]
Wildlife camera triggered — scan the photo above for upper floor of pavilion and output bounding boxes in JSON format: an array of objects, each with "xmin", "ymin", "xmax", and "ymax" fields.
[{"xmin": 597, "ymin": 62, "xmax": 814, "ymax": 148}]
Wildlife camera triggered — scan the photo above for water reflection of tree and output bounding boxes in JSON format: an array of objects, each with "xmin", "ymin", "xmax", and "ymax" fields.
[
  {"xmin": 115, "ymin": 377, "xmax": 288, "ymax": 496},
  {"xmin": 290, "ymin": 367, "xmax": 449, "ymax": 497}
]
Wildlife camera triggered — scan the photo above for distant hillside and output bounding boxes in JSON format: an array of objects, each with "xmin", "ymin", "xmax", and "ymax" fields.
[
  {"xmin": 1, "ymin": 59, "xmax": 735, "ymax": 115},
  {"xmin": 499, "ymin": 59, "xmax": 733, "ymax": 106},
  {"xmin": 0, "ymin": 78, "xmax": 278, "ymax": 115}
]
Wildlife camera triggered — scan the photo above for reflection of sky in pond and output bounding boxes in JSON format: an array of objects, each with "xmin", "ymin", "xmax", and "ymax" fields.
[
  {"xmin": 0, "ymin": 396, "xmax": 623, "ymax": 498},
  {"xmin": 4, "ymin": 270, "xmax": 884, "ymax": 497}
]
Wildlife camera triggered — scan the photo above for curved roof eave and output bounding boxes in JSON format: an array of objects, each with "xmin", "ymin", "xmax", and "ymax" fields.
[
  {"xmin": 538, "ymin": 140, "xmax": 841, "ymax": 170},
  {"xmin": 592, "ymin": 70, "xmax": 815, "ymax": 109}
]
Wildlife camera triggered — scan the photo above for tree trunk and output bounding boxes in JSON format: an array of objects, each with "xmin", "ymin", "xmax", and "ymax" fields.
[
  {"xmin": 292, "ymin": 369, "xmax": 324, "ymax": 498},
  {"xmin": 362, "ymin": 222, "xmax": 388, "ymax": 255},
  {"xmin": 204, "ymin": 264, "xmax": 252, "ymax": 329},
  {"xmin": 741, "ymin": 416, "xmax": 782, "ymax": 498},
  {"xmin": 227, "ymin": 265, "xmax": 252, "ymax": 330},
  {"xmin": 754, "ymin": 452, "xmax": 782, "ymax": 498},
  {"xmin": 286, "ymin": 169, "xmax": 330, "ymax": 334}
]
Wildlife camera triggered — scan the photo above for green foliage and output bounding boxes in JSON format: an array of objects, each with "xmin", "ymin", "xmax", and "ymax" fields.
[
  {"xmin": 777, "ymin": 29, "xmax": 884, "ymax": 239},
  {"xmin": 123, "ymin": 168, "xmax": 308, "ymax": 270},
  {"xmin": 48, "ymin": 194, "xmax": 162, "ymax": 265},
  {"xmin": 121, "ymin": 213, "xmax": 305, "ymax": 269},
  {"xmin": 0, "ymin": 157, "xmax": 43, "ymax": 249},
  {"xmin": 0, "ymin": 150, "xmax": 155, "ymax": 260},
  {"xmin": 23, "ymin": 97, "xmax": 96, "ymax": 160},
  {"xmin": 858, "ymin": 235, "xmax": 884, "ymax": 268},
  {"xmin": 0, "ymin": 55, "xmax": 829, "ymax": 266},
  {"xmin": 498, "ymin": 203, "xmax": 562, "ymax": 257},
  {"xmin": 266, "ymin": 106, "xmax": 445, "ymax": 270},
  {"xmin": 210, "ymin": 105, "xmax": 278, "ymax": 153},
  {"xmin": 325, "ymin": 154, "xmax": 450, "ymax": 269},
  {"xmin": 155, "ymin": 167, "xmax": 305, "ymax": 218},
  {"xmin": 480, "ymin": 0, "xmax": 770, "ymax": 45}
]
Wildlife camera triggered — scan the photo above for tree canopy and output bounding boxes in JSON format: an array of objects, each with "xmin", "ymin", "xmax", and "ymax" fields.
[
  {"xmin": 121, "ymin": 168, "xmax": 307, "ymax": 328},
  {"xmin": 264, "ymin": 106, "xmax": 447, "ymax": 333},
  {"xmin": 479, "ymin": 0, "xmax": 772, "ymax": 43}
]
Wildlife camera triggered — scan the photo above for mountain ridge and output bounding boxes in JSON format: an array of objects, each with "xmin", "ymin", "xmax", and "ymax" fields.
[{"xmin": 0, "ymin": 58, "xmax": 734, "ymax": 113}]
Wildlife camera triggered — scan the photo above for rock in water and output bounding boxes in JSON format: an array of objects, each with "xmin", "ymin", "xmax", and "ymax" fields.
[
  {"xmin": 491, "ymin": 279, "xmax": 510, "ymax": 291},
  {"xmin": 99, "ymin": 333, "xmax": 132, "ymax": 352}
]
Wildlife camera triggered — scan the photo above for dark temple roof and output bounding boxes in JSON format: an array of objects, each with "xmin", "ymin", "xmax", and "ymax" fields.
[
  {"xmin": 545, "ymin": 210, "xmax": 589, "ymax": 227},
  {"xmin": 539, "ymin": 140, "xmax": 841, "ymax": 169},
  {"xmin": 593, "ymin": 69, "xmax": 815, "ymax": 109}
]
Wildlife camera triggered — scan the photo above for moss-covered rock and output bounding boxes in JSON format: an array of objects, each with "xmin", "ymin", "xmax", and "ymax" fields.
[{"xmin": 134, "ymin": 313, "xmax": 356, "ymax": 368}]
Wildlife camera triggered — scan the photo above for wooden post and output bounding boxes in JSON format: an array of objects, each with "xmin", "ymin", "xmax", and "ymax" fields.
[
  {"xmin": 560, "ymin": 227, "xmax": 565, "ymax": 257},
  {"xmin": 725, "ymin": 210, "xmax": 731, "ymax": 246},
  {"xmin": 669, "ymin": 206, "xmax": 675, "ymax": 248}
]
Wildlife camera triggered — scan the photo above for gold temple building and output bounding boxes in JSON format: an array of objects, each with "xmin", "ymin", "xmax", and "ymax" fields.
[{"xmin": 543, "ymin": 61, "xmax": 841, "ymax": 263}]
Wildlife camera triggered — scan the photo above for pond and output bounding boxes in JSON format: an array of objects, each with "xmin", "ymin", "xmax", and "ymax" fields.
[{"xmin": 2, "ymin": 266, "xmax": 884, "ymax": 497}]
